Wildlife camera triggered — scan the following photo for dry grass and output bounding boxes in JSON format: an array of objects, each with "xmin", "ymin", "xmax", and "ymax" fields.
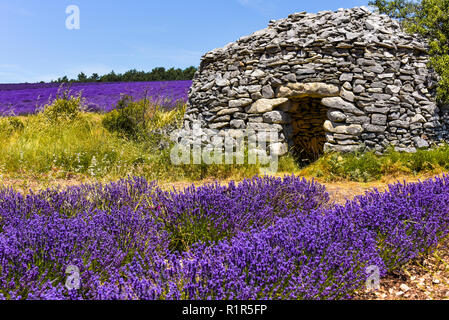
[{"xmin": 2, "ymin": 169, "xmax": 446, "ymax": 202}]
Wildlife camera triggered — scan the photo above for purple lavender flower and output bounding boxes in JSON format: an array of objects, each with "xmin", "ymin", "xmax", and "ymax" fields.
[{"xmin": 1, "ymin": 175, "xmax": 449, "ymax": 299}]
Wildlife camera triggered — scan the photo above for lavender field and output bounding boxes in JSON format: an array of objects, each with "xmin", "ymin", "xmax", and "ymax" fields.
[
  {"xmin": 0, "ymin": 80, "xmax": 192, "ymax": 115},
  {"xmin": 1, "ymin": 174, "xmax": 449, "ymax": 300}
]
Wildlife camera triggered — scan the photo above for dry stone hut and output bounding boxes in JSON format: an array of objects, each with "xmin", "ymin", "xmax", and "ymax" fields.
[{"xmin": 182, "ymin": 7, "xmax": 447, "ymax": 161}]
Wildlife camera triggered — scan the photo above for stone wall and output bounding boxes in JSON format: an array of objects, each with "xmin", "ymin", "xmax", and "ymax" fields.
[{"xmin": 182, "ymin": 6, "xmax": 445, "ymax": 157}]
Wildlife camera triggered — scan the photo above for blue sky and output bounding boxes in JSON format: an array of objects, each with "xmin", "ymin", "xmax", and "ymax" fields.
[{"xmin": 0, "ymin": 0, "xmax": 370, "ymax": 83}]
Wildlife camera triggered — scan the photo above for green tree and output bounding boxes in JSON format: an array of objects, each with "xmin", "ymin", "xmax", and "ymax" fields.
[
  {"xmin": 101, "ymin": 70, "xmax": 120, "ymax": 82},
  {"xmin": 89, "ymin": 73, "xmax": 100, "ymax": 82},
  {"xmin": 55, "ymin": 76, "xmax": 69, "ymax": 83},
  {"xmin": 368, "ymin": 0, "xmax": 420, "ymax": 23},
  {"xmin": 77, "ymin": 72, "xmax": 88, "ymax": 82},
  {"xmin": 183, "ymin": 66, "xmax": 197, "ymax": 80},
  {"xmin": 51, "ymin": 66, "xmax": 198, "ymax": 83},
  {"xmin": 408, "ymin": 0, "xmax": 449, "ymax": 103},
  {"xmin": 123, "ymin": 69, "xmax": 139, "ymax": 82}
]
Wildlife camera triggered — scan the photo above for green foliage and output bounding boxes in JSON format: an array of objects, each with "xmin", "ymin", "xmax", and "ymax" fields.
[
  {"xmin": 53, "ymin": 66, "xmax": 197, "ymax": 83},
  {"xmin": 40, "ymin": 88, "xmax": 84, "ymax": 123},
  {"xmin": 0, "ymin": 99, "xmax": 285, "ymax": 182},
  {"xmin": 0, "ymin": 117, "xmax": 24, "ymax": 136},
  {"xmin": 368, "ymin": 0, "xmax": 420, "ymax": 22},
  {"xmin": 102, "ymin": 95, "xmax": 149, "ymax": 140},
  {"xmin": 164, "ymin": 214, "xmax": 223, "ymax": 252},
  {"xmin": 303, "ymin": 144, "xmax": 449, "ymax": 182},
  {"xmin": 307, "ymin": 152, "xmax": 383, "ymax": 182},
  {"xmin": 77, "ymin": 72, "xmax": 88, "ymax": 82},
  {"xmin": 407, "ymin": 0, "xmax": 449, "ymax": 103},
  {"xmin": 102, "ymin": 95, "xmax": 186, "ymax": 146},
  {"xmin": 370, "ymin": 0, "xmax": 449, "ymax": 104}
]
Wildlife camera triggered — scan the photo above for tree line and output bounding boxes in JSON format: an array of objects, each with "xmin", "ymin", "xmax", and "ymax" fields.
[{"xmin": 51, "ymin": 66, "xmax": 197, "ymax": 83}]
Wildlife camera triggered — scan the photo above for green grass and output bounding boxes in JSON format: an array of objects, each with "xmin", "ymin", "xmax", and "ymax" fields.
[
  {"xmin": 301, "ymin": 145, "xmax": 449, "ymax": 182},
  {"xmin": 0, "ymin": 95, "xmax": 299, "ymax": 184},
  {"xmin": 1, "ymin": 94, "xmax": 448, "ymax": 186}
]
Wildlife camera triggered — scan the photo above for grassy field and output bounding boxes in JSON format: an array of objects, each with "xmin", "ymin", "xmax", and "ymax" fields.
[
  {"xmin": 0, "ymin": 94, "xmax": 302, "ymax": 191},
  {"xmin": 1, "ymin": 94, "xmax": 449, "ymax": 194}
]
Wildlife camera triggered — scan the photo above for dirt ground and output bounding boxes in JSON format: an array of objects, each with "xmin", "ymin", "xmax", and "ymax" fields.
[
  {"xmin": 1, "ymin": 172, "xmax": 448, "ymax": 300},
  {"xmin": 157, "ymin": 173, "xmax": 439, "ymax": 205},
  {"xmin": 0, "ymin": 171, "xmax": 439, "ymax": 202},
  {"xmin": 354, "ymin": 235, "xmax": 449, "ymax": 300}
]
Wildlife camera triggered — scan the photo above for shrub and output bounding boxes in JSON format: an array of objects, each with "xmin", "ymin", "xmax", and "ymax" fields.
[
  {"xmin": 7, "ymin": 118, "xmax": 25, "ymax": 132},
  {"xmin": 102, "ymin": 95, "xmax": 185, "ymax": 145},
  {"xmin": 301, "ymin": 144, "xmax": 449, "ymax": 182},
  {"xmin": 40, "ymin": 88, "xmax": 85, "ymax": 123},
  {"xmin": 102, "ymin": 95, "xmax": 144, "ymax": 139},
  {"xmin": 154, "ymin": 175, "xmax": 329, "ymax": 251},
  {"xmin": 0, "ymin": 117, "xmax": 24, "ymax": 136},
  {"xmin": 102, "ymin": 95, "xmax": 156, "ymax": 141}
]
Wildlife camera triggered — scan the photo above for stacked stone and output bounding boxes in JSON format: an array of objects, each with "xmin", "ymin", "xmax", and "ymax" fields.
[{"xmin": 182, "ymin": 6, "xmax": 442, "ymax": 156}]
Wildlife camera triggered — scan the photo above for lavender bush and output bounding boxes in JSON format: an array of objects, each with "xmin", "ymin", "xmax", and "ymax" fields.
[{"xmin": 1, "ymin": 175, "xmax": 449, "ymax": 300}]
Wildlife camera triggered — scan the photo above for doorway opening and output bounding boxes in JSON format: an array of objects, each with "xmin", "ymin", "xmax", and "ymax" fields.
[{"xmin": 289, "ymin": 97, "xmax": 328, "ymax": 163}]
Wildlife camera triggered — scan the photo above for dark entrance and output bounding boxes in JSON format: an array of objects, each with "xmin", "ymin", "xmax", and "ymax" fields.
[{"xmin": 289, "ymin": 97, "xmax": 328, "ymax": 162}]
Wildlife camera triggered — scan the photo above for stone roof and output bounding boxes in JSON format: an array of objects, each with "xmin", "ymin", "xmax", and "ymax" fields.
[{"xmin": 201, "ymin": 7, "xmax": 428, "ymax": 64}]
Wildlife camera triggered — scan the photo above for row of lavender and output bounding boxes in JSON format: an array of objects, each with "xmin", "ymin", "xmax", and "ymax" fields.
[
  {"xmin": 0, "ymin": 175, "xmax": 448, "ymax": 300},
  {"xmin": 0, "ymin": 81, "xmax": 192, "ymax": 115}
]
